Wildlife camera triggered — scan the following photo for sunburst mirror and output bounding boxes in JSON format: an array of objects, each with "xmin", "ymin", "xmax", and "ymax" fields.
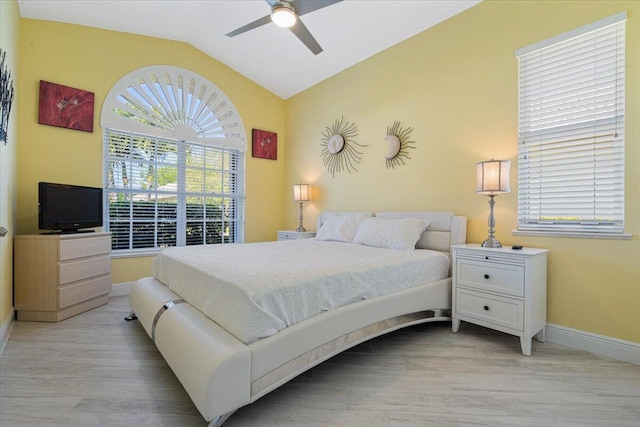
[
  {"xmin": 385, "ymin": 121, "xmax": 415, "ymax": 169},
  {"xmin": 320, "ymin": 117, "xmax": 365, "ymax": 177}
]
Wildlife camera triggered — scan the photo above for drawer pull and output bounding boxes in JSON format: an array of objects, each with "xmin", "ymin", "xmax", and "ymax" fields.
[
  {"xmin": 483, "ymin": 274, "xmax": 490, "ymax": 279},
  {"xmin": 485, "ymin": 256, "xmax": 489, "ymax": 260},
  {"xmin": 484, "ymin": 305, "xmax": 490, "ymax": 311}
]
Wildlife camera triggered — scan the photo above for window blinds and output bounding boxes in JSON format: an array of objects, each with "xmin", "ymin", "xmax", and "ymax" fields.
[
  {"xmin": 516, "ymin": 13, "xmax": 625, "ymax": 234},
  {"xmin": 104, "ymin": 129, "xmax": 245, "ymax": 252}
]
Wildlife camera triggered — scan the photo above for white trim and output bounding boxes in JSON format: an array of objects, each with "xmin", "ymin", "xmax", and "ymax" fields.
[
  {"xmin": 0, "ymin": 308, "xmax": 15, "ymax": 356},
  {"xmin": 111, "ymin": 249, "xmax": 159, "ymax": 259},
  {"xmin": 545, "ymin": 323, "xmax": 640, "ymax": 365},
  {"xmin": 515, "ymin": 11, "xmax": 627, "ymax": 56},
  {"xmin": 512, "ymin": 230, "xmax": 632, "ymax": 240},
  {"xmin": 110, "ymin": 281, "xmax": 135, "ymax": 297}
]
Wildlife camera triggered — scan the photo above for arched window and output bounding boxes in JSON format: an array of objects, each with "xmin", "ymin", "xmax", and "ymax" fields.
[{"xmin": 101, "ymin": 66, "xmax": 246, "ymax": 254}]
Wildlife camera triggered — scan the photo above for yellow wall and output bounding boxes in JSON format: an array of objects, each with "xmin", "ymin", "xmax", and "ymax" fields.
[
  {"xmin": 284, "ymin": 0, "xmax": 640, "ymax": 343},
  {"xmin": 0, "ymin": 0, "xmax": 20, "ymax": 331},
  {"xmin": 9, "ymin": 1, "xmax": 639, "ymax": 345},
  {"xmin": 16, "ymin": 19, "xmax": 286, "ymax": 284}
]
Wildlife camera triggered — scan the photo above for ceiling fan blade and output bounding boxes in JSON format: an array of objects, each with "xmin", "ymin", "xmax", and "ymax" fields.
[
  {"xmin": 289, "ymin": 19, "xmax": 323, "ymax": 55},
  {"xmin": 292, "ymin": 0, "xmax": 343, "ymax": 16},
  {"xmin": 226, "ymin": 15, "xmax": 272, "ymax": 37}
]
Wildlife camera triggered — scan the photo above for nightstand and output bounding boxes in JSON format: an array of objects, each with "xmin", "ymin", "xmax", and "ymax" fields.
[
  {"xmin": 277, "ymin": 230, "xmax": 316, "ymax": 241},
  {"xmin": 451, "ymin": 243, "xmax": 548, "ymax": 356}
]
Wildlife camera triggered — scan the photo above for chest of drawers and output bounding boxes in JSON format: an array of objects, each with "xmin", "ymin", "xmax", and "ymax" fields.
[
  {"xmin": 14, "ymin": 232, "xmax": 112, "ymax": 322},
  {"xmin": 451, "ymin": 244, "xmax": 548, "ymax": 355}
]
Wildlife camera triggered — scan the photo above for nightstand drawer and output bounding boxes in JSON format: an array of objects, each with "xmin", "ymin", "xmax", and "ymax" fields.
[
  {"xmin": 454, "ymin": 250, "xmax": 526, "ymax": 267},
  {"xmin": 277, "ymin": 231, "xmax": 316, "ymax": 241},
  {"xmin": 456, "ymin": 259, "xmax": 525, "ymax": 297},
  {"xmin": 279, "ymin": 232, "xmax": 299, "ymax": 240},
  {"xmin": 456, "ymin": 288, "xmax": 523, "ymax": 332}
]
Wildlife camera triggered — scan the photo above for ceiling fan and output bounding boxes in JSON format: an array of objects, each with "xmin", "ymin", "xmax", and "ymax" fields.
[{"xmin": 226, "ymin": 0, "xmax": 343, "ymax": 55}]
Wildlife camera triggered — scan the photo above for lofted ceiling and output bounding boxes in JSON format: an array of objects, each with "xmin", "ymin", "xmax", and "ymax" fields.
[{"xmin": 17, "ymin": 0, "xmax": 481, "ymax": 99}]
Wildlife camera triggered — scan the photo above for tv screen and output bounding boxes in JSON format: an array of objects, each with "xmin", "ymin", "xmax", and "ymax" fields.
[{"xmin": 38, "ymin": 182, "xmax": 103, "ymax": 233}]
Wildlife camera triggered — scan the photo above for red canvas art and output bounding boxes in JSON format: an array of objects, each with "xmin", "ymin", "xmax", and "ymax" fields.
[
  {"xmin": 252, "ymin": 129, "xmax": 277, "ymax": 160},
  {"xmin": 38, "ymin": 81, "xmax": 94, "ymax": 132}
]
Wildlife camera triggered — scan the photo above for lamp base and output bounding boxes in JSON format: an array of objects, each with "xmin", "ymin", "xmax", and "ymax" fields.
[
  {"xmin": 296, "ymin": 202, "xmax": 306, "ymax": 232},
  {"xmin": 482, "ymin": 194, "xmax": 502, "ymax": 248},
  {"xmin": 481, "ymin": 237, "xmax": 502, "ymax": 248}
]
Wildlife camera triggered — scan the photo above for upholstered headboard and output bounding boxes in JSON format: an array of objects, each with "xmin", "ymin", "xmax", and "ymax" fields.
[{"xmin": 316, "ymin": 211, "xmax": 467, "ymax": 255}]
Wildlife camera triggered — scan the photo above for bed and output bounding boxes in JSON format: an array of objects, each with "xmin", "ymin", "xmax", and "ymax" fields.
[{"xmin": 128, "ymin": 211, "xmax": 466, "ymax": 426}]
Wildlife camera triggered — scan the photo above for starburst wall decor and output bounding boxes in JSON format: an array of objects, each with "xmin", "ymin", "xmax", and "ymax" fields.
[
  {"xmin": 384, "ymin": 121, "xmax": 415, "ymax": 169},
  {"xmin": 320, "ymin": 117, "xmax": 366, "ymax": 177}
]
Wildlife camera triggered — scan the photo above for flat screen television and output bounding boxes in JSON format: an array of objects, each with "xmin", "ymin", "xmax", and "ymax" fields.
[{"xmin": 38, "ymin": 182, "xmax": 103, "ymax": 233}]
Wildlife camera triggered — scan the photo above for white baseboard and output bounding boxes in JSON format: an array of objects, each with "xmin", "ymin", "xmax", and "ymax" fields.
[
  {"xmin": 0, "ymin": 308, "xmax": 15, "ymax": 356},
  {"xmin": 110, "ymin": 281, "xmax": 135, "ymax": 297},
  {"xmin": 546, "ymin": 323, "xmax": 640, "ymax": 365}
]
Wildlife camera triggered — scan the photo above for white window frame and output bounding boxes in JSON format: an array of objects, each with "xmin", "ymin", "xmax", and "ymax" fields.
[
  {"xmin": 100, "ymin": 66, "xmax": 247, "ymax": 255},
  {"xmin": 514, "ymin": 12, "xmax": 629, "ymax": 239}
]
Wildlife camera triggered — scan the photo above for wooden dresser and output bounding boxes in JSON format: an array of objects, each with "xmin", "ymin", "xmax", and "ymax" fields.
[{"xmin": 14, "ymin": 232, "xmax": 112, "ymax": 322}]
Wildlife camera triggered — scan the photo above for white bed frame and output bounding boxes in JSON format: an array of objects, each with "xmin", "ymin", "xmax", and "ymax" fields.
[{"xmin": 128, "ymin": 212, "xmax": 466, "ymax": 426}]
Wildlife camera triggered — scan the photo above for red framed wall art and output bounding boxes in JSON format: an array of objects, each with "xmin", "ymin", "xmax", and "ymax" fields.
[
  {"xmin": 38, "ymin": 80, "xmax": 94, "ymax": 132},
  {"xmin": 252, "ymin": 129, "xmax": 277, "ymax": 160}
]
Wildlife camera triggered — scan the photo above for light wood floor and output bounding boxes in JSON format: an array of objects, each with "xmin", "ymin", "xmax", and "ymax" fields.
[{"xmin": 1, "ymin": 295, "xmax": 639, "ymax": 427}]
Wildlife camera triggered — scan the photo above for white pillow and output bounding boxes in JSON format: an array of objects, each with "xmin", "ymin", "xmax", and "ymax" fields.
[
  {"xmin": 315, "ymin": 213, "xmax": 373, "ymax": 242},
  {"xmin": 353, "ymin": 217, "xmax": 430, "ymax": 251}
]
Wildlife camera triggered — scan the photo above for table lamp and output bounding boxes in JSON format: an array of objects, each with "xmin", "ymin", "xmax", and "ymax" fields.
[
  {"xmin": 293, "ymin": 183, "xmax": 310, "ymax": 232},
  {"xmin": 476, "ymin": 159, "xmax": 510, "ymax": 248}
]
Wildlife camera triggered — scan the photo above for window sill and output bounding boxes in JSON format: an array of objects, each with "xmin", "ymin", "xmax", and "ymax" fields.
[
  {"xmin": 111, "ymin": 248, "xmax": 161, "ymax": 259},
  {"xmin": 512, "ymin": 230, "xmax": 632, "ymax": 240}
]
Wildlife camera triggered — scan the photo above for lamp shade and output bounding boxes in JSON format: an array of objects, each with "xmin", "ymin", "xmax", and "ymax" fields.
[
  {"xmin": 293, "ymin": 183, "xmax": 310, "ymax": 202},
  {"xmin": 476, "ymin": 159, "xmax": 511, "ymax": 195}
]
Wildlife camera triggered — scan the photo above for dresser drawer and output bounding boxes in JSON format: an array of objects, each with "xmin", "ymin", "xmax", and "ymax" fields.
[
  {"xmin": 456, "ymin": 288, "xmax": 523, "ymax": 332},
  {"xmin": 59, "ymin": 275, "xmax": 112, "ymax": 309},
  {"xmin": 456, "ymin": 259, "xmax": 525, "ymax": 297},
  {"xmin": 59, "ymin": 235, "xmax": 111, "ymax": 261},
  {"xmin": 59, "ymin": 255, "xmax": 111, "ymax": 285}
]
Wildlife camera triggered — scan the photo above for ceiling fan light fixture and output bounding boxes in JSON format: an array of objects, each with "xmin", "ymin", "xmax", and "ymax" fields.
[{"xmin": 271, "ymin": 3, "xmax": 297, "ymax": 28}]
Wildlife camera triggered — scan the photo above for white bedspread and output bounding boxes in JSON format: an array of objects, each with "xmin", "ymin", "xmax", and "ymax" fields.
[{"xmin": 151, "ymin": 239, "xmax": 450, "ymax": 344}]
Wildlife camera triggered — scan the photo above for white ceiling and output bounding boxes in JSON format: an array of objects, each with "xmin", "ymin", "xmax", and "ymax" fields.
[{"xmin": 17, "ymin": 0, "xmax": 481, "ymax": 99}]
